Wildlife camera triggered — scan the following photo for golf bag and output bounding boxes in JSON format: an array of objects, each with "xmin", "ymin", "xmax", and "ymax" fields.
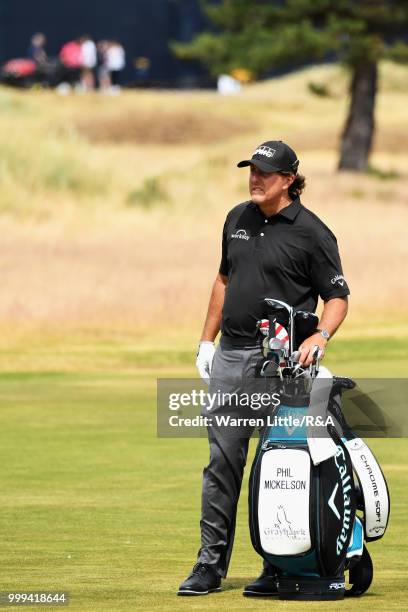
[{"xmin": 248, "ymin": 375, "xmax": 390, "ymax": 600}]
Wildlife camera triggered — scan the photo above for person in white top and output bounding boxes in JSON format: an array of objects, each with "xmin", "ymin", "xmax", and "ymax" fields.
[
  {"xmin": 80, "ymin": 35, "xmax": 97, "ymax": 91},
  {"xmin": 106, "ymin": 41, "xmax": 126, "ymax": 90}
]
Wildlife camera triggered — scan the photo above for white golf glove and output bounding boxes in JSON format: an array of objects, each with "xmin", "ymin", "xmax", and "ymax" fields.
[{"xmin": 196, "ymin": 341, "xmax": 216, "ymax": 384}]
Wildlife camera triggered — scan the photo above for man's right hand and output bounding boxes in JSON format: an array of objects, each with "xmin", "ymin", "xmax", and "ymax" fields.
[{"xmin": 196, "ymin": 341, "xmax": 216, "ymax": 384}]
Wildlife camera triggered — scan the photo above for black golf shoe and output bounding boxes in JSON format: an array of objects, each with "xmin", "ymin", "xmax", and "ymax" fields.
[
  {"xmin": 178, "ymin": 563, "xmax": 221, "ymax": 596},
  {"xmin": 243, "ymin": 565, "xmax": 279, "ymax": 597}
]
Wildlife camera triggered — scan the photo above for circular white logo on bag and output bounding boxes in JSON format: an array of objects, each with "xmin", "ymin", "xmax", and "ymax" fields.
[{"xmin": 349, "ymin": 439, "xmax": 365, "ymax": 451}]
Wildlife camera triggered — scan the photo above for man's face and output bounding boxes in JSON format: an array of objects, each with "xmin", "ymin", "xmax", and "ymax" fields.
[{"xmin": 249, "ymin": 164, "xmax": 294, "ymax": 205}]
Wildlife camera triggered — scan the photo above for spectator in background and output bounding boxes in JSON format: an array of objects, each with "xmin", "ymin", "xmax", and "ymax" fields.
[
  {"xmin": 27, "ymin": 32, "xmax": 57, "ymax": 87},
  {"xmin": 59, "ymin": 38, "xmax": 82, "ymax": 89},
  {"xmin": 134, "ymin": 56, "xmax": 151, "ymax": 87},
  {"xmin": 106, "ymin": 40, "xmax": 126, "ymax": 92},
  {"xmin": 28, "ymin": 32, "xmax": 47, "ymax": 65},
  {"xmin": 96, "ymin": 40, "xmax": 110, "ymax": 92},
  {"xmin": 80, "ymin": 35, "xmax": 97, "ymax": 91}
]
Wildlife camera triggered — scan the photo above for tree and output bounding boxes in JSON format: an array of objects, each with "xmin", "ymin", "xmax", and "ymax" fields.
[{"xmin": 173, "ymin": 0, "xmax": 408, "ymax": 172}]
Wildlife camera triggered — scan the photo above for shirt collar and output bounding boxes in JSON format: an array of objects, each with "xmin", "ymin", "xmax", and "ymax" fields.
[
  {"xmin": 277, "ymin": 197, "xmax": 302, "ymax": 221},
  {"xmin": 250, "ymin": 197, "xmax": 302, "ymax": 222}
]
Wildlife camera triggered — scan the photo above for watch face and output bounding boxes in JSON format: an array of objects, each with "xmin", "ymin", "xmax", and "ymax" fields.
[{"xmin": 320, "ymin": 330, "xmax": 330, "ymax": 339}]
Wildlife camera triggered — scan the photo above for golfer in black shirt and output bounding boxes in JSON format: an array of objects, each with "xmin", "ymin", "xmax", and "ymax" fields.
[{"xmin": 178, "ymin": 140, "xmax": 350, "ymax": 597}]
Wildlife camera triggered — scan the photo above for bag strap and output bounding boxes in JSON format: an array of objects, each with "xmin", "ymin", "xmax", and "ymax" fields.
[
  {"xmin": 345, "ymin": 438, "xmax": 390, "ymax": 541},
  {"xmin": 346, "ymin": 545, "xmax": 373, "ymax": 596},
  {"xmin": 328, "ymin": 380, "xmax": 390, "ymax": 542}
]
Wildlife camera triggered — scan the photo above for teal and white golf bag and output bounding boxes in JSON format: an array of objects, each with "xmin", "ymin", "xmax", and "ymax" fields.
[{"xmin": 248, "ymin": 372, "xmax": 390, "ymax": 601}]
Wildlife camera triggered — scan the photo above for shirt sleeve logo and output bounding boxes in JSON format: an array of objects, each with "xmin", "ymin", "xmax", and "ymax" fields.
[
  {"xmin": 231, "ymin": 228, "xmax": 250, "ymax": 240},
  {"xmin": 254, "ymin": 145, "xmax": 276, "ymax": 158},
  {"xmin": 331, "ymin": 274, "xmax": 346, "ymax": 287}
]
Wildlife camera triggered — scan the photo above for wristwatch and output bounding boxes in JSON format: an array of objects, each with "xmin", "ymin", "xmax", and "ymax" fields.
[{"xmin": 316, "ymin": 328, "xmax": 330, "ymax": 340}]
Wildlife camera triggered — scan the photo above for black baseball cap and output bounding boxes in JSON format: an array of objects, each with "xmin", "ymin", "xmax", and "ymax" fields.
[{"xmin": 237, "ymin": 140, "xmax": 299, "ymax": 174}]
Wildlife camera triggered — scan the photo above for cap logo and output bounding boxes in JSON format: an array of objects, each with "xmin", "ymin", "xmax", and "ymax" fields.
[{"xmin": 254, "ymin": 145, "xmax": 276, "ymax": 159}]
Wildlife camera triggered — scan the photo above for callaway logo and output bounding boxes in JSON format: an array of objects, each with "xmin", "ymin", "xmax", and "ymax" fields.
[
  {"xmin": 284, "ymin": 408, "xmax": 300, "ymax": 436},
  {"xmin": 348, "ymin": 439, "xmax": 365, "ymax": 451},
  {"xmin": 231, "ymin": 229, "xmax": 250, "ymax": 240},
  {"xmin": 333, "ymin": 445, "xmax": 353, "ymax": 556},
  {"xmin": 331, "ymin": 274, "xmax": 346, "ymax": 287},
  {"xmin": 328, "ymin": 482, "xmax": 341, "ymax": 520},
  {"xmin": 254, "ymin": 145, "xmax": 276, "ymax": 158}
]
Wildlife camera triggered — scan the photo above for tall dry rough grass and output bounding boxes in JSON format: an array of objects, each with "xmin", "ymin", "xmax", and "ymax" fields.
[{"xmin": 0, "ymin": 62, "xmax": 407, "ymax": 345}]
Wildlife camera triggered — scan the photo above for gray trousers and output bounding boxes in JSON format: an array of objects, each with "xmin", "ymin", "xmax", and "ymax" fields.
[{"xmin": 197, "ymin": 337, "xmax": 272, "ymax": 577}]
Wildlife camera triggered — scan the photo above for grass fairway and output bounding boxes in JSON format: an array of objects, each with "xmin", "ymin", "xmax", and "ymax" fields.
[
  {"xmin": 0, "ymin": 61, "xmax": 407, "ymax": 609},
  {"xmin": 0, "ymin": 337, "xmax": 407, "ymax": 610}
]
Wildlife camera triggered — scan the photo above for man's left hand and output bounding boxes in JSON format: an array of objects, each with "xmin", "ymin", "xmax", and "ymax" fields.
[{"xmin": 298, "ymin": 333, "xmax": 327, "ymax": 366}]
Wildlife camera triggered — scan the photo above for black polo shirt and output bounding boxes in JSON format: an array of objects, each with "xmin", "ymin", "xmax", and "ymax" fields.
[{"xmin": 219, "ymin": 197, "xmax": 350, "ymax": 339}]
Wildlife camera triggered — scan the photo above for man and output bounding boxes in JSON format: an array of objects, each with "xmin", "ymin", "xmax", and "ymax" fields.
[
  {"xmin": 80, "ymin": 35, "xmax": 97, "ymax": 91},
  {"xmin": 178, "ymin": 140, "xmax": 349, "ymax": 596},
  {"xmin": 28, "ymin": 33, "xmax": 47, "ymax": 65}
]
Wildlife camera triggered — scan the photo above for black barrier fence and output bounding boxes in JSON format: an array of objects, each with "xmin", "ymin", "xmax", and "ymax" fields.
[{"xmin": 0, "ymin": 0, "xmax": 210, "ymax": 86}]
